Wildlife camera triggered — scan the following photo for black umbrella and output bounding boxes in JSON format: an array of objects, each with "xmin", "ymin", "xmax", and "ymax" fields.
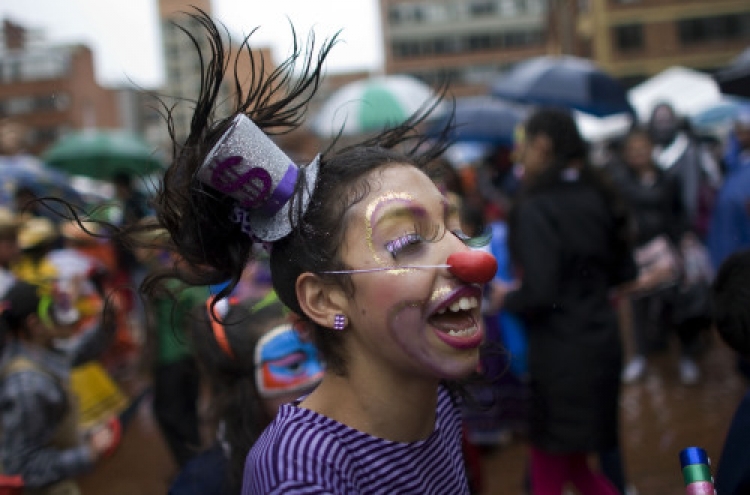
[
  {"xmin": 715, "ymin": 46, "xmax": 750, "ymax": 98},
  {"xmin": 491, "ymin": 55, "xmax": 634, "ymax": 118}
]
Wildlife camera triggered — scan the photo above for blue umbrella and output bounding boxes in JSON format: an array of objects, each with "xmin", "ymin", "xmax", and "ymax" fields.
[
  {"xmin": 424, "ymin": 96, "xmax": 527, "ymax": 146},
  {"xmin": 690, "ymin": 97, "xmax": 749, "ymax": 132},
  {"xmin": 0, "ymin": 156, "xmax": 84, "ymax": 209},
  {"xmin": 491, "ymin": 56, "xmax": 634, "ymax": 118}
]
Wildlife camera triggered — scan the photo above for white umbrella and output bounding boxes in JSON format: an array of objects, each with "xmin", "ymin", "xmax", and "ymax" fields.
[
  {"xmin": 574, "ymin": 110, "xmax": 633, "ymax": 143},
  {"xmin": 628, "ymin": 66, "xmax": 722, "ymax": 122},
  {"xmin": 311, "ymin": 75, "xmax": 442, "ymax": 137}
]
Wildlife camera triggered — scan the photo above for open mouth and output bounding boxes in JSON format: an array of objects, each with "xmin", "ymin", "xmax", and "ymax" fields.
[
  {"xmin": 430, "ymin": 295, "xmax": 479, "ymax": 335},
  {"xmin": 428, "ymin": 292, "xmax": 483, "ymax": 349}
]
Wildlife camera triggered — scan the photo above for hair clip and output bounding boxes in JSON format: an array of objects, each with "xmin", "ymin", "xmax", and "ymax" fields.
[
  {"xmin": 206, "ymin": 297, "xmax": 236, "ymax": 359},
  {"xmin": 197, "ymin": 114, "xmax": 320, "ymax": 242}
]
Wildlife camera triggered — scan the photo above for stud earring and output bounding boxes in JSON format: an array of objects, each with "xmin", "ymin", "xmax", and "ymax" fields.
[{"xmin": 333, "ymin": 314, "xmax": 347, "ymax": 331}]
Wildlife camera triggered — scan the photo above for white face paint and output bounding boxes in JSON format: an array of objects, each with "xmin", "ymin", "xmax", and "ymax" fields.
[{"xmin": 335, "ymin": 165, "xmax": 484, "ymax": 382}]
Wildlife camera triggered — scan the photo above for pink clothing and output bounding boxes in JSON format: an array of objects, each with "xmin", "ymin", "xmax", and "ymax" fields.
[{"xmin": 530, "ymin": 447, "xmax": 619, "ymax": 495}]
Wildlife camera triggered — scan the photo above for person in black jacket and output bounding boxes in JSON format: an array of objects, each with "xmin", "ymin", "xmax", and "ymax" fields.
[
  {"xmin": 488, "ymin": 108, "xmax": 637, "ymax": 495},
  {"xmin": 608, "ymin": 128, "xmax": 702, "ymax": 385}
]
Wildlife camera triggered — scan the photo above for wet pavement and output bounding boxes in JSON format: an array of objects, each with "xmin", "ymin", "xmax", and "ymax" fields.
[
  {"xmin": 481, "ymin": 332, "xmax": 747, "ymax": 495},
  {"xmin": 77, "ymin": 331, "xmax": 746, "ymax": 495}
]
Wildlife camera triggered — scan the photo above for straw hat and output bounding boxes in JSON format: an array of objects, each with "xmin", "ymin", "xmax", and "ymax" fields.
[
  {"xmin": 17, "ymin": 217, "xmax": 58, "ymax": 250},
  {"xmin": 0, "ymin": 208, "xmax": 20, "ymax": 237}
]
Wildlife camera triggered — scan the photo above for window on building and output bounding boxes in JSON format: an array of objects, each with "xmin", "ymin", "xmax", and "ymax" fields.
[
  {"xmin": 678, "ymin": 13, "xmax": 750, "ymax": 45},
  {"xmin": 613, "ymin": 23, "xmax": 644, "ymax": 52},
  {"xmin": 5, "ymin": 97, "xmax": 35, "ymax": 115},
  {"xmin": 470, "ymin": 1, "xmax": 496, "ymax": 16},
  {"xmin": 35, "ymin": 94, "xmax": 60, "ymax": 112},
  {"xmin": 432, "ymin": 36, "xmax": 458, "ymax": 55},
  {"xmin": 388, "ymin": 6, "xmax": 402, "ymax": 24},
  {"xmin": 500, "ymin": 0, "xmax": 519, "ymax": 16},
  {"xmin": 391, "ymin": 40, "xmax": 423, "ymax": 59},
  {"xmin": 424, "ymin": 4, "xmax": 448, "ymax": 22},
  {"xmin": 527, "ymin": 0, "xmax": 545, "ymax": 14},
  {"xmin": 18, "ymin": 55, "xmax": 67, "ymax": 81},
  {"xmin": 31, "ymin": 126, "xmax": 60, "ymax": 147},
  {"xmin": 413, "ymin": 5, "xmax": 425, "ymax": 23},
  {"xmin": 467, "ymin": 34, "xmax": 492, "ymax": 51}
]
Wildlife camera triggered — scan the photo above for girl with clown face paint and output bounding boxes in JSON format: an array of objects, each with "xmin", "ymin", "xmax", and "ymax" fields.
[
  {"xmin": 121, "ymin": 10, "xmax": 498, "ymax": 495},
  {"xmin": 170, "ymin": 292, "xmax": 324, "ymax": 495}
]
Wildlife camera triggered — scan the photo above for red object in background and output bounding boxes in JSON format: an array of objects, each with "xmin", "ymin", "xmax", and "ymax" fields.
[
  {"xmin": 0, "ymin": 475, "xmax": 23, "ymax": 495},
  {"xmin": 102, "ymin": 416, "xmax": 122, "ymax": 459},
  {"xmin": 462, "ymin": 427, "xmax": 483, "ymax": 494}
]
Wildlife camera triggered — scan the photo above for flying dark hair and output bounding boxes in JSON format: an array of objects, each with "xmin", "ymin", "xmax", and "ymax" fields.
[{"xmin": 135, "ymin": 10, "xmax": 449, "ymax": 375}]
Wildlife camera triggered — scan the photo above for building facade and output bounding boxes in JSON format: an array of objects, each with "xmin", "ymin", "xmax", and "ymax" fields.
[
  {"xmin": 380, "ymin": 0, "xmax": 750, "ymax": 94},
  {"xmin": 151, "ymin": 0, "xmax": 275, "ymax": 155},
  {"xmin": 380, "ymin": 0, "xmax": 550, "ymax": 96},
  {"xmin": 576, "ymin": 0, "xmax": 750, "ymax": 86},
  {"xmin": 0, "ymin": 19, "xmax": 120, "ymax": 155}
]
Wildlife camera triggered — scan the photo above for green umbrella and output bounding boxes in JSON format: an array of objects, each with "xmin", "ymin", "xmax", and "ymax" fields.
[{"xmin": 42, "ymin": 129, "xmax": 164, "ymax": 181}]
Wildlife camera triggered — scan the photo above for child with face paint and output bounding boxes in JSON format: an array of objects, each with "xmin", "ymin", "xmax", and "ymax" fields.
[
  {"xmin": 124, "ymin": 11, "xmax": 498, "ymax": 495},
  {"xmin": 169, "ymin": 292, "xmax": 323, "ymax": 495}
]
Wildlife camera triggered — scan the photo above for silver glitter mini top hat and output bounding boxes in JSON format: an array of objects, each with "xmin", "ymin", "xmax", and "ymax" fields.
[{"xmin": 197, "ymin": 114, "xmax": 320, "ymax": 242}]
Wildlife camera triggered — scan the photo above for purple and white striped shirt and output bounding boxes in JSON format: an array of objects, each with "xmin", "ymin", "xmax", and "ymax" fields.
[{"xmin": 242, "ymin": 386, "xmax": 469, "ymax": 494}]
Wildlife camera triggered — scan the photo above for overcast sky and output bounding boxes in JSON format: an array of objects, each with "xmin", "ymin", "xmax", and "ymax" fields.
[{"xmin": 0, "ymin": 0, "xmax": 384, "ymax": 88}]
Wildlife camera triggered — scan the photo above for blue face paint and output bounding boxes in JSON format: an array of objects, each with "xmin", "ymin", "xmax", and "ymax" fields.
[{"xmin": 255, "ymin": 323, "xmax": 324, "ymax": 397}]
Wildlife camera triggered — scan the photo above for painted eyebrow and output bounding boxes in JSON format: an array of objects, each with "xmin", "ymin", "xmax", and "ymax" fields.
[
  {"xmin": 372, "ymin": 195, "xmax": 452, "ymax": 232},
  {"xmin": 374, "ymin": 204, "xmax": 428, "ymax": 228}
]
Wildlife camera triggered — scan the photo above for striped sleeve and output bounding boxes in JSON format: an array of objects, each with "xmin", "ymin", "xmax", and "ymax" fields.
[{"xmin": 243, "ymin": 386, "xmax": 469, "ymax": 494}]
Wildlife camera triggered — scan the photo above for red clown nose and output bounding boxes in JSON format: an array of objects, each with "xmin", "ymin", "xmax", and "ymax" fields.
[{"xmin": 447, "ymin": 251, "xmax": 498, "ymax": 285}]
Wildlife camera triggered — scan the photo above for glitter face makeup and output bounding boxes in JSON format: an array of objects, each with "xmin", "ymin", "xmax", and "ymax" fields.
[
  {"xmin": 336, "ymin": 165, "xmax": 485, "ymax": 382},
  {"xmin": 364, "ymin": 191, "xmax": 414, "ymax": 264}
]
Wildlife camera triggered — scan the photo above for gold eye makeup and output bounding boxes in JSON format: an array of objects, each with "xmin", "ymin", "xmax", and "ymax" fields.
[{"xmin": 365, "ymin": 191, "xmax": 415, "ymax": 264}]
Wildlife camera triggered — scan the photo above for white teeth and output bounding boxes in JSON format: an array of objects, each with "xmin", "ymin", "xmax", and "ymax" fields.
[
  {"xmin": 448, "ymin": 327, "xmax": 477, "ymax": 337},
  {"xmin": 438, "ymin": 297, "xmax": 479, "ymax": 314}
]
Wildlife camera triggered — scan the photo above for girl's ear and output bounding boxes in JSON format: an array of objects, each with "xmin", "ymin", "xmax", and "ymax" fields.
[{"xmin": 295, "ymin": 273, "xmax": 347, "ymax": 330}]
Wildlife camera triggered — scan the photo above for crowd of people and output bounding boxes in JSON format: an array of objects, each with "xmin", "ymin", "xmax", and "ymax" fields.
[{"xmin": 0, "ymin": 10, "xmax": 749, "ymax": 495}]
